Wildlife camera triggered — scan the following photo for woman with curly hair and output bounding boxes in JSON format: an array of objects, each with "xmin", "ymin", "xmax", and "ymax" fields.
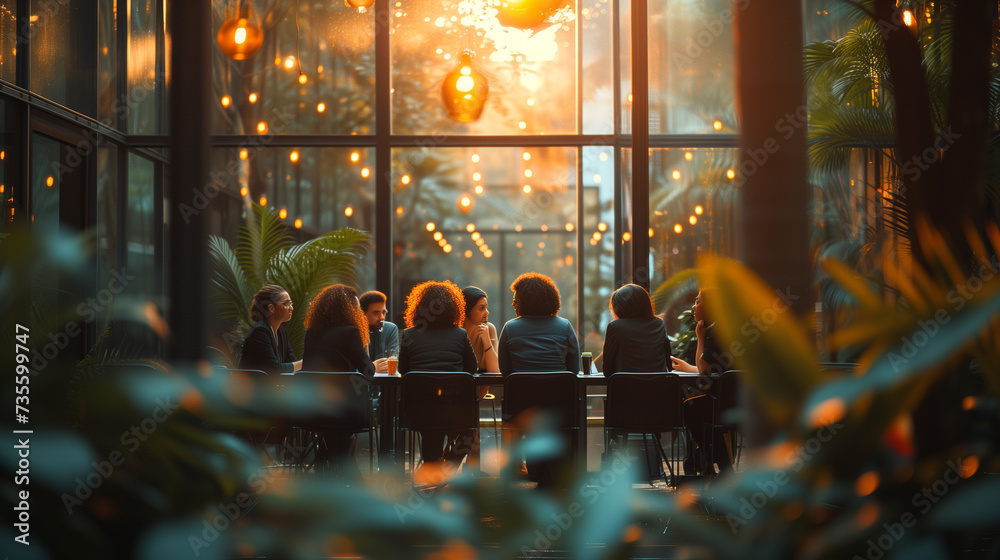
[
  {"xmin": 497, "ymin": 272, "xmax": 580, "ymax": 375},
  {"xmin": 302, "ymin": 284, "xmax": 374, "ymax": 377},
  {"xmin": 398, "ymin": 281, "xmax": 478, "ymax": 474},
  {"xmin": 239, "ymin": 284, "xmax": 302, "ymax": 374}
]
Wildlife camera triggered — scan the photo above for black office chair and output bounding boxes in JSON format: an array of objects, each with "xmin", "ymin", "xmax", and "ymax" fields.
[
  {"xmin": 287, "ymin": 371, "xmax": 376, "ymax": 475},
  {"xmin": 604, "ymin": 373, "xmax": 684, "ymax": 486},
  {"xmin": 502, "ymin": 372, "xmax": 580, "ymax": 483},
  {"xmin": 708, "ymin": 370, "xmax": 743, "ymax": 471},
  {"xmin": 400, "ymin": 372, "xmax": 480, "ymax": 478}
]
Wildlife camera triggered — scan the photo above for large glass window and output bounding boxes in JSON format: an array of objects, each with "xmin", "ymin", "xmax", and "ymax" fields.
[
  {"xmin": 0, "ymin": 0, "xmax": 16, "ymax": 83},
  {"xmin": 211, "ymin": 1, "xmax": 375, "ymax": 135},
  {"xmin": 30, "ymin": 0, "xmax": 98, "ymax": 114},
  {"xmin": 128, "ymin": 0, "xmax": 165, "ymax": 134},
  {"xmin": 392, "ymin": 146, "xmax": 579, "ymax": 328}
]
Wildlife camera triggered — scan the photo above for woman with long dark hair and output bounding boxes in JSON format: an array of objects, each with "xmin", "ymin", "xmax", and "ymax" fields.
[
  {"xmin": 302, "ymin": 284, "xmax": 374, "ymax": 377},
  {"xmin": 239, "ymin": 284, "xmax": 302, "ymax": 374},
  {"xmin": 601, "ymin": 283, "xmax": 672, "ymax": 375}
]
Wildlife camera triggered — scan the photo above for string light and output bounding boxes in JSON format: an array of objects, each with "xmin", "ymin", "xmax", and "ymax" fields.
[
  {"xmin": 344, "ymin": 206, "xmax": 354, "ymax": 217},
  {"xmin": 221, "ymin": 95, "xmax": 232, "ymax": 107},
  {"xmin": 294, "ymin": 219, "xmax": 303, "ymax": 228}
]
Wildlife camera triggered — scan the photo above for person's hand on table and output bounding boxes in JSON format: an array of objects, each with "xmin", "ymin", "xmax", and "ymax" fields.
[
  {"xmin": 671, "ymin": 356, "xmax": 698, "ymax": 373},
  {"xmin": 374, "ymin": 358, "xmax": 388, "ymax": 374}
]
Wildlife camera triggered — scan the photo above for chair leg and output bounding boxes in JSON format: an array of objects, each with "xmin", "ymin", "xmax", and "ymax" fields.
[
  {"xmin": 490, "ymin": 399, "xmax": 500, "ymax": 466},
  {"xmin": 651, "ymin": 433, "xmax": 674, "ymax": 487}
]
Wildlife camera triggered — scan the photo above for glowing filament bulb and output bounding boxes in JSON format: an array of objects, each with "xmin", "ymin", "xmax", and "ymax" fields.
[
  {"xmin": 455, "ymin": 75, "xmax": 475, "ymax": 93},
  {"xmin": 234, "ymin": 26, "xmax": 247, "ymax": 44}
]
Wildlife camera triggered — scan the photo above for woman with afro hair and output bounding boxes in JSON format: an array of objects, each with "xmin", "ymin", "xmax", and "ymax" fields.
[
  {"xmin": 302, "ymin": 284, "xmax": 374, "ymax": 377},
  {"xmin": 398, "ymin": 280, "xmax": 478, "ymax": 473},
  {"xmin": 497, "ymin": 272, "xmax": 580, "ymax": 375}
]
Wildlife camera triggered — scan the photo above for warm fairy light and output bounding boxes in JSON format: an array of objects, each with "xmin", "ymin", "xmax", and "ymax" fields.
[
  {"xmin": 434, "ymin": 232, "xmax": 443, "ymax": 240},
  {"xmin": 538, "ymin": 242, "xmax": 546, "ymax": 249},
  {"xmin": 401, "ymin": 174, "xmax": 411, "ymax": 185},
  {"xmin": 471, "ymin": 153, "xmax": 480, "ymax": 163},
  {"xmin": 695, "ymin": 205, "xmax": 704, "ymax": 215},
  {"xmin": 466, "ymin": 223, "xmax": 476, "ymax": 232},
  {"xmin": 522, "ymin": 152, "xmax": 531, "ymax": 161},
  {"xmin": 459, "ymin": 195, "xmax": 472, "ymax": 208},
  {"xmin": 622, "ymin": 232, "xmax": 632, "ymax": 242},
  {"xmin": 590, "ymin": 238, "xmax": 598, "ymax": 246},
  {"xmin": 524, "ymin": 169, "xmax": 533, "ymax": 179},
  {"xmin": 396, "ymin": 206, "xmax": 404, "ymax": 215},
  {"xmin": 627, "ymin": 93, "xmax": 633, "ymax": 103},
  {"xmin": 673, "ymin": 224, "xmax": 682, "ymax": 234},
  {"xmin": 317, "ymin": 65, "xmax": 324, "ymax": 73},
  {"xmin": 443, "ymin": 244, "xmax": 453, "ymax": 253},
  {"xmin": 284, "ymin": 56, "xmax": 295, "ymax": 69},
  {"xmin": 0, "ymin": 185, "xmax": 4, "ymax": 194},
  {"xmin": 240, "ymin": 186, "xmax": 248, "ymax": 196},
  {"xmin": 598, "ymin": 222, "xmax": 608, "ymax": 232},
  {"xmin": 426, "ymin": 222, "xmax": 436, "ymax": 231},
  {"xmin": 46, "ymin": 176, "xmax": 54, "ymax": 187},
  {"xmin": 565, "ymin": 223, "xmax": 574, "ymax": 232},
  {"xmin": 593, "ymin": 232, "xmax": 602, "ymax": 241},
  {"xmin": 474, "ymin": 185, "xmax": 484, "ymax": 194},
  {"xmin": 1, "ymin": 151, "xmax": 5, "ymax": 160},
  {"xmin": 259, "ymin": 196, "xmax": 268, "ymax": 206},
  {"xmin": 472, "ymin": 232, "xmax": 481, "ymax": 240},
  {"xmin": 289, "ymin": 150, "xmax": 300, "ymax": 163},
  {"xmin": 298, "ymin": 73, "xmax": 307, "ymax": 84},
  {"xmin": 464, "ymin": 250, "xmax": 473, "ymax": 258},
  {"xmin": 726, "ymin": 169, "xmax": 736, "ymax": 179},
  {"xmin": 438, "ymin": 238, "xmax": 447, "ymax": 247},
  {"xmin": 516, "ymin": 241, "xmax": 523, "ymax": 248},
  {"xmin": 361, "ymin": 167, "xmax": 371, "ymax": 178},
  {"xmin": 239, "ymin": 149, "xmax": 249, "ymax": 160},
  {"xmin": 672, "ymin": 170, "xmax": 681, "ymax": 180},
  {"xmin": 275, "ymin": 56, "xmax": 281, "ymax": 66},
  {"xmin": 221, "ymin": 95, "xmax": 232, "ymax": 107},
  {"xmin": 648, "ymin": 228, "xmax": 654, "ymax": 237},
  {"xmin": 248, "ymin": 93, "xmax": 258, "ymax": 103},
  {"xmin": 902, "ymin": 9, "xmax": 914, "ymax": 27},
  {"xmin": 279, "ymin": 208, "xmax": 288, "ymax": 219},
  {"xmin": 317, "ymin": 102, "xmax": 326, "ymax": 113},
  {"xmin": 540, "ymin": 224, "xmax": 548, "ymax": 232},
  {"xmin": 350, "ymin": 152, "xmax": 360, "ymax": 162},
  {"xmin": 485, "ymin": 249, "xmax": 493, "ymax": 258},
  {"xmin": 518, "ymin": 121, "xmax": 527, "ymax": 130},
  {"xmin": 713, "ymin": 120, "xmax": 723, "ymax": 131},
  {"xmin": 472, "ymin": 172, "xmax": 481, "ymax": 181},
  {"xmin": 684, "ymin": 151, "xmax": 693, "ymax": 161},
  {"xmin": 294, "ymin": 219, "xmax": 303, "ymax": 228},
  {"xmin": 523, "ymin": 185, "xmax": 532, "ymax": 193},
  {"xmin": 515, "ymin": 225, "xmax": 522, "ymax": 232},
  {"xmin": 256, "ymin": 121, "xmax": 267, "ymax": 133},
  {"xmin": 344, "ymin": 206, "xmax": 354, "ymax": 217},
  {"xmin": 526, "ymin": 98, "xmax": 535, "ymax": 106},
  {"xmin": 689, "ymin": 215, "xmax": 698, "ymax": 225}
]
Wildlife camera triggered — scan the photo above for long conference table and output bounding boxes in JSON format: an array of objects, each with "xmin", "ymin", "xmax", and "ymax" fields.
[{"xmin": 368, "ymin": 371, "xmax": 700, "ymax": 474}]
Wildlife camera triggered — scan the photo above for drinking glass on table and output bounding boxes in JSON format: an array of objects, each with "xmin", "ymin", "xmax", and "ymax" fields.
[{"xmin": 386, "ymin": 348, "xmax": 399, "ymax": 377}]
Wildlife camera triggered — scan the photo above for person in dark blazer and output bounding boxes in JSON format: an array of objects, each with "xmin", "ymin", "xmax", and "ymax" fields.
[
  {"xmin": 399, "ymin": 280, "xmax": 478, "ymax": 478},
  {"xmin": 601, "ymin": 283, "xmax": 673, "ymax": 375},
  {"xmin": 239, "ymin": 284, "xmax": 302, "ymax": 375},
  {"xmin": 302, "ymin": 284, "xmax": 375, "ymax": 377},
  {"xmin": 497, "ymin": 272, "xmax": 580, "ymax": 375}
]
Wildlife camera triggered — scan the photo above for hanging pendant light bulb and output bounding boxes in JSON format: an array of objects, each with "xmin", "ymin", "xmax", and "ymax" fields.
[
  {"xmin": 344, "ymin": 0, "xmax": 376, "ymax": 10},
  {"xmin": 442, "ymin": 51, "xmax": 489, "ymax": 123},
  {"xmin": 217, "ymin": 2, "xmax": 264, "ymax": 60},
  {"xmin": 496, "ymin": 0, "xmax": 567, "ymax": 30}
]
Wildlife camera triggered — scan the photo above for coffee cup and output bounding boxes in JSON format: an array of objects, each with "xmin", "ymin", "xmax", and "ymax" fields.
[{"xmin": 581, "ymin": 352, "xmax": 593, "ymax": 375}]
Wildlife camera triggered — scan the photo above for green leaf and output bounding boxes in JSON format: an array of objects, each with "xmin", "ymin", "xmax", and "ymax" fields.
[
  {"xmin": 699, "ymin": 256, "xmax": 820, "ymax": 427},
  {"xmin": 928, "ymin": 477, "xmax": 1000, "ymax": 531}
]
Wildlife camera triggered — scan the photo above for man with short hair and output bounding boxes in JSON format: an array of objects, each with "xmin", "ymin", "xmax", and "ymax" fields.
[{"xmin": 359, "ymin": 290, "xmax": 399, "ymax": 373}]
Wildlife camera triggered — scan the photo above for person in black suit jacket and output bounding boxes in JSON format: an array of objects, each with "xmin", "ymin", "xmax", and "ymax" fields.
[
  {"xmin": 601, "ymin": 283, "xmax": 672, "ymax": 376},
  {"xmin": 238, "ymin": 284, "xmax": 302, "ymax": 375},
  {"xmin": 302, "ymin": 284, "xmax": 375, "ymax": 377}
]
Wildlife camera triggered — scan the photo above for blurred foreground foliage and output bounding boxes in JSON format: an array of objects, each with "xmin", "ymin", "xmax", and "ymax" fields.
[{"xmin": 2, "ymin": 220, "xmax": 999, "ymax": 559}]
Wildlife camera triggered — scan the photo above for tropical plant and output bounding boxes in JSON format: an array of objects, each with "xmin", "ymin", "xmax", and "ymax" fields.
[{"xmin": 208, "ymin": 202, "xmax": 371, "ymax": 359}]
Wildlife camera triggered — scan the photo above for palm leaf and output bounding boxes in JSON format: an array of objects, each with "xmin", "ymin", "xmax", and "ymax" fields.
[
  {"xmin": 650, "ymin": 268, "xmax": 698, "ymax": 313},
  {"xmin": 236, "ymin": 203, "xmax": 294, "ymax": 288},
  {"xmin": 208, "ymin": 234, "xmax": 255, "ymax": 323}
]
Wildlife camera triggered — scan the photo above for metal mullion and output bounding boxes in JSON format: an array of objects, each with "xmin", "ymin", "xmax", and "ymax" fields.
[
  {"xmin": 629, "ymin": 0, "xmax": 649, "ymax": 291},
  {"xmin": 612, "ymin": 0, "xmax": 622, "ymax": 288},
  {"xmin": 375, "ymin": 0, "xmax": 392, "ymax": 300},
  {"xmin": 575, "ymin": 0, "xmax": 584, "ymax": 342}
]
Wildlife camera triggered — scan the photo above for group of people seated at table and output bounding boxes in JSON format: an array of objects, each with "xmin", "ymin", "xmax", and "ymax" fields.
[{"xmin": 236, "ymin": 272, "xmax": 733, "ymax": 480}]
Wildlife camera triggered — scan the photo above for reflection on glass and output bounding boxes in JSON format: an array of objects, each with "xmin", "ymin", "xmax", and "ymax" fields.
[
  {"xmin": 0, "ymin": 1, "xmax": 16, "ymax": 83},
  {"xmin": 623, "ymin": 0, "xmax": 738, "ymax": 134},
  {"xmin": 129, "ymin": 0, "xmax": 165, "ymax": 134},
  {"xmin": 211, "ymin": 2, "xmax": 375, "ymax": 135},
  {"xmin": 391, "ymin": 0, "xmax": 577, "ymax": 135},
  {"xmin": 392, "ymin": 147, "xmax": 578, "ymax": 329}
]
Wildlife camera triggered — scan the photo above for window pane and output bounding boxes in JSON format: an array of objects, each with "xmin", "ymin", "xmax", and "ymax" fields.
[
  {"xmin": 211, "ymin": 3, "xmax": 375, "ymax": 135},
  {"xmin": 31, "ymin": 0, "xmax": 98, "ymax": 114},
  {"xmin": 624, "ymin": 0, "xmax": 738, "ymax": 134},
  {"xmin": 98, "ymin": 0, "xmax": 118, "ymax": 126},
  {"xmin": 391, "ymin": 0, "xmax": 577, "ymax": 135},
  {"xmin": 580, "ymin": 145, "xmax": 615, "ymax": 357},
  {"xmin": 97, "ymin": 143, "xmax": 119, "ymax": 337},
  {"xmin": 0, "ymin": 0, "xmax": 16, "ymax": 83},
  {"xmin": 803, "ymin": 0, "xmax": 855, "ymax": 44},
  {"xmin": 581, "ymin": 0, "xmax": 614, "ymax": 134},
  {"xmin": 392, "ymin": 147, "xmax": 578, "ymax": 329},
  {"xmin": 129, "ymin": 0, "xmax": 165, "ymax": 134}
]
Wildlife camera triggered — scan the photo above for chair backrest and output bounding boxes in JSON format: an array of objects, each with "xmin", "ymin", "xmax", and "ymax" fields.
[
  {"xmin": 605, "ymin": 373, "xmax": 682, "ymax": 432},
  {"xmin": 291, "ymin": 371, "xmax": 373, "ymax": 431},
  {"xmin": 205, "ymin": 345, "xmax": 234, "ymax": 368},
  {"xmin": 502, "ymin": 372, "xmax": 578, "ymax": 430},
  {"xmin": 401, "ymin": 372, "xmax": 479, "ymax": 431},
  {"xmin": 713, "ymin": 370, "xmax": 742, "ymax": 426}
]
